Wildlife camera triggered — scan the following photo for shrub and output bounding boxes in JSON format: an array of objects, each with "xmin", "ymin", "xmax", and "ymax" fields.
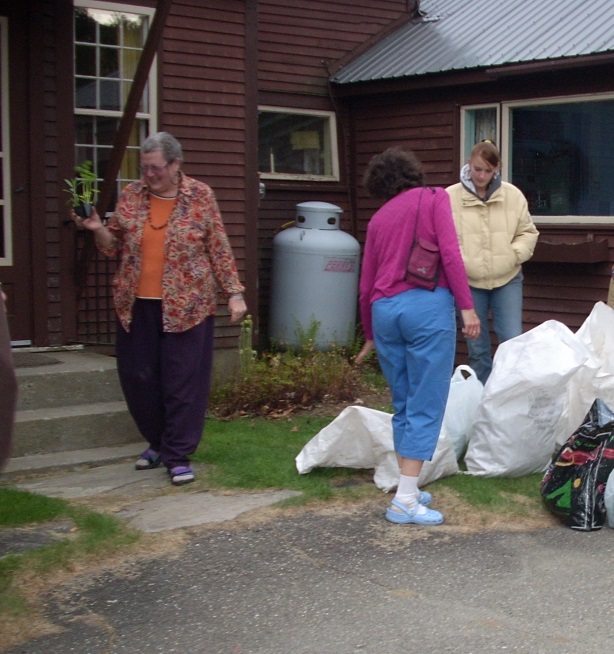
[{"xmin": 209, "ymin": 316, "xmax": 381, "ymax": 417}]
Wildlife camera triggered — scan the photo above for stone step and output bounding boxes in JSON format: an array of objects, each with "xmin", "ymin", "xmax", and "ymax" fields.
[
  {"xmin": 13, "ymin": 401, "xmax": 141, "ymax": 457},
  {"xmin": 14, "ymin": 349, "xmax": 124, "ymax": 410},
  {"xmin": 2, "ymin": 442, "xmax": 144, "ymax": 478},
  {"xmin": 12, "ymin": 349, "xmax": 141, "ymax": 457}
]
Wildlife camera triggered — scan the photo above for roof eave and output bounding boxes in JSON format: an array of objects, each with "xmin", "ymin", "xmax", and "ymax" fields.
[{"xmin": 331, "ymin": 52, "xmax": 614, "ymax": 97}]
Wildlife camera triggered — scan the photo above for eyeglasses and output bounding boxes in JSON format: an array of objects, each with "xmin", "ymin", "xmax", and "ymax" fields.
[{"xmin": 139, "ymin": 163, "xmax": 170, "ymax": 175}]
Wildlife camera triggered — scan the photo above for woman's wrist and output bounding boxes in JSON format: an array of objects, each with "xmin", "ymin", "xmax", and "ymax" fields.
[{"xmin": 229, "ymin": 293, "xmax": 244, "ymax": 300}]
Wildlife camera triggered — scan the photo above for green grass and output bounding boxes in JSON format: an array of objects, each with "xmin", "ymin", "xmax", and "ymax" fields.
[
  {"xmin": 431, "ymin": 471, "xmax": 545, "ymax": 516},
  {"xmin": 193, "ymin": 416, "xmax": 378, "ymax": 504},
  {"xmin": 192, "ymin": 416, "xmax": 544, "ymax": 514},
  {"xmin": 0, "ymin": 488, "xmax": 139, "ymax": 618}
]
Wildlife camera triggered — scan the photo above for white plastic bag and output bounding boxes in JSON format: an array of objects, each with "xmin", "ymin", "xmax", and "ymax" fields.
[
  {"xmin": 465, "ymin": 320, "xmax": 596, "ymax": 477},
  {"xmin": 605, "ymin": 468, "xmax": 614, "ymax": 529},
  {"xmin": 575, "ymin": 302, "xmax": 614, "ymax": 423},
  {"xmin": 442, "ymin": 365, "xmax": 483, "ymax": 460},
  {"xmin": 295, "ymin": 405, "xmax": 459, "ymax": 491}
]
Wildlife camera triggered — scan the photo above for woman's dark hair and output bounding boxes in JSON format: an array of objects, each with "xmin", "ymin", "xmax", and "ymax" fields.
[{"xmin": 362, "ymin": 146, "xmax": 424, "ymax": 200}]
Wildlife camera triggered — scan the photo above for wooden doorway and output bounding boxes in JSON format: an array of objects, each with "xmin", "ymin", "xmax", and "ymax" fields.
[{"xmin": 0, "ymin": 12, "xmax": 33, "ymax": 345}]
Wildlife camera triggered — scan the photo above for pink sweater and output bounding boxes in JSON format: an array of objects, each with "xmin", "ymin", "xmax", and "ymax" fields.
[{"xmin": 359, "ymin": 186, "xmax": 473, "ymax": 340}]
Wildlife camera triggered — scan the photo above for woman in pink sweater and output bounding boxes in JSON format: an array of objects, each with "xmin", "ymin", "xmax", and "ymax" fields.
[{"xmin": 356, "ymin": 146, "xmax": 480, "ymax": 526}]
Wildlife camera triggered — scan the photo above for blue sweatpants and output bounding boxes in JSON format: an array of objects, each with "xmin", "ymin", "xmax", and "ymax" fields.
[
  {"xmin": 372, "ymin": 287, "xmax": 456, "ymax": 461},
  {"xmin": 116, "ymin": 299, "xmax": 215, "ymax": 469}
]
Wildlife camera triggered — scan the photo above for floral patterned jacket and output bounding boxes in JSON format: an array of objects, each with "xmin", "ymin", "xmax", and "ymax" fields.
[{"xmin": 98, "ymin": 173, "xmax": 244, "ymax": 333}]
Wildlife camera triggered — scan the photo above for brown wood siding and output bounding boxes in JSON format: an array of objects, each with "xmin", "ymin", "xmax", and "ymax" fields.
[
  {"xmin": 350, "ymin": 91, "xmax": 458, "ymax": 246},
  {"xmin": 258, "ymin": 0, "xmax": 409, "ymax": 96},
  {"xmin": 159, "ymin": 0, "xmax": 250, "ymax": 349}
]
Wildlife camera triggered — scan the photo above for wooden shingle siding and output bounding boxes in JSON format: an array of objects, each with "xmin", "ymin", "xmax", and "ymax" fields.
[
  {"xmin": 161, "ymin": 0, "xmax": 250, "ymax": 348},
  {"xmin": 258, "ymin": 0, "xmax": 410, "ymax": 95}
]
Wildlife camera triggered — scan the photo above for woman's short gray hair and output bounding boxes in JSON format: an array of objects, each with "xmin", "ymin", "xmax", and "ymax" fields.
[{"xmin": 142, "ymin": 132, "xmax": 183, "ymax": 163}]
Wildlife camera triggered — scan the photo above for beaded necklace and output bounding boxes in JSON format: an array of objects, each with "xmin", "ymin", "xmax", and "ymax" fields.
[{"xmin": 148, "ymin": 191, "xmax": 178, "ymax": 230}]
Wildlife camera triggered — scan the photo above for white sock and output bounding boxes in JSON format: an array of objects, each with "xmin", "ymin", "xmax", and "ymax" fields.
[{"xmin": 394, "ymin": 474, "xmax": 427, "ymax": 514}]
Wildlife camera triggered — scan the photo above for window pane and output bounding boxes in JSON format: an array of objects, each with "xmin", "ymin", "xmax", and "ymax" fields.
[
  {"xmin": 122, "ymin": 80, "xmax": 145, "ymax": 112},
  {"xmin": 75, "ymin": 147, "xmax": 95, "ymax": 166},
  {"xmin": 124, "ymin": 16, "xmax": 146, "ymax": 45},
  {"xmin": 100, "ymin": 46, "xmax": 119, "ymax": 78},
  {"xmin": 96, "ymin": 116, "xmax": 119, "ymax": 146},
  {"xmin": 464, "ymin": 107, "xmax": 497, "ymax": 161},
  {"xmin": 75, "ymin": 9, "xmax": 96, "ymax": 43},
  {"xmin": 75, "ymin": 114, "xmax": 95, "ymax": 145},
  {"xmin": 123, "ymin": 48, "xmax": 140, "ymax": 80},
  {"xmin": 259, "ymin": 111, "xmax": 333, "ymax": 176},
  {"xmin": 510, "ymin": 101, "xmax": 614, "ymax": 216},
  {"xmin": 75, "ymin": 76, "xmax": 96, "ymax": 109},
  {"xmin": 75, "ymin": 44, "xmax": 96, "ymax": 77},
  {"xmin": 96, "ymin": 147, "xmax": 111, "ymax": 181},
  {"xmin": 100, "ymin": 79, "xmax": 120, "ymax": 110},
  {"xmin": 100, "ymin": 21, "xmax": 119, "ymax": 46}
]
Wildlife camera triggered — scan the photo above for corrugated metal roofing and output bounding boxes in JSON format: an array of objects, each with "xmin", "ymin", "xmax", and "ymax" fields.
[{"xmin": 331, "ymin": 0, "xmax": 614, "ymax": 84}]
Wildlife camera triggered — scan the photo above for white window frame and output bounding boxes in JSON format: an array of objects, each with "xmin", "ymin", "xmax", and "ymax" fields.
[
  {"xmin": 258, "ymin": 106, "xmax": 340, "ymax": 182},
  {"xmin": 459, "ymin": 103, "xmax": 500, "ymax": 171},
  {"xmin": 462, "ymin": 93, "xmax": 614, "ymax": 225},
  {"xmin": 0, "ymin": 17, "xmax": 12, "ymax": 266},
  {"xmin": 73, "ymin": 0, "xmax": 158, "ymax": 197}
]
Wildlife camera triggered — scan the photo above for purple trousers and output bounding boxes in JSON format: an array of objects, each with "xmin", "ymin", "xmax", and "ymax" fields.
[{"xmin": 116, "ymin": 299, "xmax": 214, "ymax": 469}]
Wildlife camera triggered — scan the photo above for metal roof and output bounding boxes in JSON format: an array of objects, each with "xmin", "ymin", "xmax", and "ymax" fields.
[{"xmin": 331, "ymin": 0, "xmax": 614, "ymax": 85}]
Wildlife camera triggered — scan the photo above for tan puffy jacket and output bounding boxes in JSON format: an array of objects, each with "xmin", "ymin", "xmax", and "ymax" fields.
[{"xmin": 446, "ymin": 181, "xmax": 539, "ymax": 290}]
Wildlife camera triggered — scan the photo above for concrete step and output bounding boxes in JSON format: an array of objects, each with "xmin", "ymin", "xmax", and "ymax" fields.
[
  {"xmin": 2, "ymin": 442, "xmax": 144, "ymax": 478},
  {"xmin": 14, "ymin": 350, "xmax": 125, "ymax": 410},
  {"xmin": 12, "ymin": 349, "xmax": 141, "ymax": 457},
  {"xmin": 14, "ymin": 401, "xmax": 141, "ymax": 457}
]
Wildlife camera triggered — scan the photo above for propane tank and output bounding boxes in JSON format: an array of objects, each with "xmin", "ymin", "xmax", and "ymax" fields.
[{"xmin": 269, "ymin": 201, "xmax": 360, "ymax": 349}]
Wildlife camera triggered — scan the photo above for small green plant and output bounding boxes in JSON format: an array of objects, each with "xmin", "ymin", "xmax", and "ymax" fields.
[
  {"xmin": 63, "ymin": 160, "xmax": 99, "ymax": 209},
  {"xmin": 239, "ymin": 315, "xmax": 257, "ymax": 376}
]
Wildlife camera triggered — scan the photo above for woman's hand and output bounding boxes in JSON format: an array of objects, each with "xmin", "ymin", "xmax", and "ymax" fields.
[
  {"xmin": 72, "ymin": 207, "xmax": 103, "ymax": 232},
  {"xmin": 355, "ymin": 339, "xmax": 375, "ymax": 365},
  {"xmin": 460, "ymin": 309, "xmax": 481, "ymax": 340},
  {"xmin": 228, "ymin": 296, "xmax": 247, "ymax": 323}
]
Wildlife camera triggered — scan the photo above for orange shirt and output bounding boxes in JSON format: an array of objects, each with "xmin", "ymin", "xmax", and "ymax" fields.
[{"xmin": 136, "ymin": 195, "xmax": 177, "ymax": 298}]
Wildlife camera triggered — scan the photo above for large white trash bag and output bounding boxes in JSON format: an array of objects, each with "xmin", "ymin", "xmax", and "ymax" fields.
[
  {"xmin": 465, "ymin": 320, "xmax": 596, "ymax": 477},
  {"xmin": 295, "ymin": 405, "xmax": 459, "ymax": 492},
  {"xmin": 442, "ymin": 365, "xmax": 483, "ymax": 460},
  {"xmin": 575, "ymin": 302, "xmax": 614, "ymax": 422}
]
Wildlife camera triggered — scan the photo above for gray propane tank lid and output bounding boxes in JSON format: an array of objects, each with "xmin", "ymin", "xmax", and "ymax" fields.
[{"xmin": 295, "ymin": 201, "xmax": 342, "ymax": 230}]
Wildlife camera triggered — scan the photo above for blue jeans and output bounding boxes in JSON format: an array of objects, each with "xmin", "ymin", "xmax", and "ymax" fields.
[
  {"xmin": 467, "ymin": 271, "xmax": 524, "ymax": 385},
  {"xmin": 372, "ymin": 287, "xmax": 456, "ymax": 461}
]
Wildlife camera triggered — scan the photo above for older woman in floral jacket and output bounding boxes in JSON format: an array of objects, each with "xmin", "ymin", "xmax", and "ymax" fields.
[{"xmin": 75, "ymin": 132, "xmax": 246, "ymax": 486}]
